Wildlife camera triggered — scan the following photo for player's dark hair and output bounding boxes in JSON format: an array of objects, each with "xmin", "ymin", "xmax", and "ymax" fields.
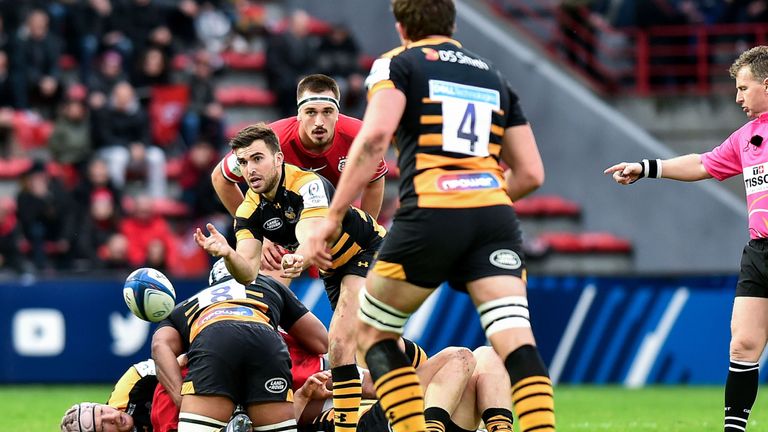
[
  {"xmin": 730, "ymin": 46, "xmax": 768, "ymax": 81},
  {"xmin": 229, "ymin": 123, "xmax": 281, "ymax": 154},
  {"xmin": 392, "ymin": 0, "xmax": 455, "ymax": 42},
  {"xmin": 297, "ymin": 74, "xmax": 340, "ymax": 100}
]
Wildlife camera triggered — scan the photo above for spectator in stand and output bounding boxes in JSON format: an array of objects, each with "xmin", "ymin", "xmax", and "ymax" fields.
[
  {"xmin": 179, "ymin": 139, "xmax": 225, "ymax": 219},
  {"xmin": 316, "ymin": 23, "xmax": 365, "ymax": 115},
  {"xmin": 121, "ymin": 194, "xmax": 176, "ymax": 271},
  {"xmin": 0, "ymin": 51, "xmax": 14, "ymax": 159},
  {"xmin": 0, "ymin": 197, "xmax": 23, "ymax": 273},
  {"xmin": 95, "ymin": 81, "xmax": 167, "ymax": 197},
  {"xmin": 265, "ymin": 9, "xmax": 318, "ymax": 117},
  {"xmin": 74, "ymin": 187, "xmax": 128, "ymax": 271},
  {"xmin": 132, "ymin": 46, "xmax": 172, "ymax": 106},
  {"xmin": 72, "ymin": 157, "xmax": 123, "ymax": 219},
  {"xmin": 49, "ymin": 98, "xmax": 92, "ymax": 172},
  {"xmin": 719, "ymin": 0, "xmax": 768, "ymax": 24},
  {"xmin": 65, "ymin": 0, "xmax": 117, "ymax": 84},
  {"xmin": 194, "ymin": 1, "xmax": 232, "ymax": 55},
  {"xmin": 181, "ymin": 49, "xmax": 224, "ymax": 148},
  {"xmin": 16, "ymin": 160, "xmax": 76, "ymax": 271},
  {"xmin": 114, "ymin": 0, "xmax": 169, "ymax": 63},
  {"xmin": 166, "ymin": 0, "xmax": 200, "ymax": 50},
  {"xmin": 9, "ymin": 9, "xmax": 62, "ymax": 118},
  {"xmin": 88, "ymin": 51, "xmax": 128, "ymax": 111}
]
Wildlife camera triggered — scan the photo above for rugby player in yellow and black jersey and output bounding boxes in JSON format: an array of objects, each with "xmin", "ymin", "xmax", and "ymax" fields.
[
  {"xmin": 194, "ymin": 123, "xmax": 385, "ymax": 432},
  {"xmin": 151, "ymin": 259, "xmax": 326, "ymax": 432},
  {"xmin": 306, "ymin": 1, "xmax": 555, "ymax": 431}
]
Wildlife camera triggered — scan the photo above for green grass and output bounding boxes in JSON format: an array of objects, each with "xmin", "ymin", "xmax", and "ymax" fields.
[{"xmin": 1, "ymin": 384, "xmax": 765, "ymax": 431}]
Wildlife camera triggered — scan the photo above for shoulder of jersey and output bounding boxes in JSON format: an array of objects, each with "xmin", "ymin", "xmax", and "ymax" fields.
[
  {"xmin": 380, "ymin": 45, "xmax": 407, "ymax": 59},
  {"xmin": 284, "ymin": 163, "xmax": 319, "ymax": 187},
  {"xmin": 270, "ymin": 117, "xmax": 299, "ymax": 139},
  {"xmin": 337, "ymin": 114, "xmax": 362, "ymax": 138}
]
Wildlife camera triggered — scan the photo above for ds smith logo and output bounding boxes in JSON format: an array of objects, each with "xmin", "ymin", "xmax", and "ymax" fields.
[{"xmin": 436, "ymin": 50, "xmax": 489, "ymax": 70}]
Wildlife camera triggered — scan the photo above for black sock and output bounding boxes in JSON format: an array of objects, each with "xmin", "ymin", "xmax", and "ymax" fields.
[
  {"xmin": 725, "ymin": 359, "xmax": 759, "ymax": 431},
  {"xmin": 481, "ymin": 408, "xmax": 514, "ymax": 432},
  {"xmin": 365, "ymin": 339, "xmax": 426, "ymax": 432},
  {"xmin": 505, "ymin": 345, "xmax": 555, "ymax": 431},
  {"xmin": 425, "ymin": 407, "xmax": 450, "ymax": 432}
]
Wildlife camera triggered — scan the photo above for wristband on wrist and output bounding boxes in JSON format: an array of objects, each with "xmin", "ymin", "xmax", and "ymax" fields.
[{"xmin": 638, "ymin": 159, "xmax": 662, "ymax": 179}]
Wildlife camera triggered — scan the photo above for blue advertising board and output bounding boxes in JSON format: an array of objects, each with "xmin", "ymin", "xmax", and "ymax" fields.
[{"xmin": 0, "ymin": 274, "xmax": 747, "ymax": 385}]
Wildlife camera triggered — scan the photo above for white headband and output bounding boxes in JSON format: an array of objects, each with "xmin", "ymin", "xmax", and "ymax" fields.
[{"xmin": 297, "ymin": 95, "xmax": 340, "ymax": 109}]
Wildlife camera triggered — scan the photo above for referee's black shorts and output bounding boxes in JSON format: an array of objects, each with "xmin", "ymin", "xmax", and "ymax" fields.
[{"xmin": 736, "ymin": 238, "xmax": 768, "ymax": 298}]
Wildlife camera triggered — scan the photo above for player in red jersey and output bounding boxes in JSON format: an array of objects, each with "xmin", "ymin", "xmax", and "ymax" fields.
[{"xmin": 212, "ymin": 74, "xmax": 387, "ymax": 276}]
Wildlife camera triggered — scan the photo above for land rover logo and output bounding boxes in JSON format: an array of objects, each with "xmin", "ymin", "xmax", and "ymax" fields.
[
  {"xmin": 263, "ymin": 217, "xmax": 283, "ymax": 231},
  {"xmin": 265, "ymin": 377, "xmax": 287, "ymax": 393},
  {"xmin": 489, "ymin": 249, "xmax": 521, "ymax": 270}
]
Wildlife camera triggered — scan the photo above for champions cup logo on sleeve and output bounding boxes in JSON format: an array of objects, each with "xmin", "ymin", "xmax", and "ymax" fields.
[
  {"xmin": 438, "ymin": 172, "xmax": 499, "ymax": 191},
  {"xmin": 299, "ymin": 180, "xmax": 329, "ymax": 209}
]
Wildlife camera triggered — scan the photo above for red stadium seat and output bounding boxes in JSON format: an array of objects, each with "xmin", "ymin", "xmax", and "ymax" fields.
[
  {"xmin": 0, "ymin": 157, "xmax": 32, "ymax": 179},
  {"xmin": 514, "ymin": 195, "xmax": 582, "ymax": 218},
  {"xmin": 221, "ymin": 51, "xmax": 266, "ymax": 71},
  {"xmin": 216, "ymin": 86, "xmax": 276, "ymax": 107},
  {"xmin": 165, "ymin": 157, "xmax": 184, "ymax": 180},
  {"xmin": 59, "ymin": 54, "xmax": 77, "ymax": 70},
  {"xmin": 536, "ymin": 231, "xmax": 633, "ymax": 254},
  {"xmin": 13, "ymin": 111, "xmax": 53, "ymax": 150},
  {"xmin": 122, "ymin": 196, "xmax": 191, "ymax": 218}
]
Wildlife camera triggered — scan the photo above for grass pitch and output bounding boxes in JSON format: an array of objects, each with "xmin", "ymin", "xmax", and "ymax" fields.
[{"xmin": 1, "ymin": 384, "xmax": 764, "ymax": 431}]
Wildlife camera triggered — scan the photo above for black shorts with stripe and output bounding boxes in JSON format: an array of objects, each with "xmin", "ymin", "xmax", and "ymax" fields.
[
  {"xmin": 736, "ymin": 239, "xmax": 768, "ymax": 297},
  {"xmin": 183, "ymin": 321, "xmax": 292, "ymax": 404},
  {"xmin": 320, "ymin": 234, "xmax": 383, "ymax": 310},
  {"xmin": 373, "ymin": 205, "xmax": 525, "ymax": 290}
]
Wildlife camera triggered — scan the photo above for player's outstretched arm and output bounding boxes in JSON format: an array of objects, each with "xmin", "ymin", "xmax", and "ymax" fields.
[
  {"xmin": 195, "ymin": 223, "xmax": 262, "ymax": 284},
  {"xmin": 286, "ymin": 312, "xmax": 330, "ymax": 355},
  {"xmin": 604, "ymin": 153, "xmax": 712, "ymax": 184},
  {"xmin": 151, "ymin": 326, "xmax": 184, "ymax": 407}
]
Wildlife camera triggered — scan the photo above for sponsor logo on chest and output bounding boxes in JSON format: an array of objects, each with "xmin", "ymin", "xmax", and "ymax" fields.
[
  {"xmin": 263, "ymin": 217, "xmax": 283, "ymax": 231},
  {"xmin": 744, "ymin": 162, "xmax": 768, "ymax": 195}
]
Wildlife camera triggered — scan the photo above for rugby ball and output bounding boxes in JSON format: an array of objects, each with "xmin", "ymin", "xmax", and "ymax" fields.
[{"xmin": 123, "ymin": 268, "xmax": 176, "ymax": 322}]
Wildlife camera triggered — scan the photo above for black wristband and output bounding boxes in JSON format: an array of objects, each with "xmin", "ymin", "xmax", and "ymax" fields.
[{"xmin": 638, "ymin": 159, "xmax": 662, "ymax": 180}]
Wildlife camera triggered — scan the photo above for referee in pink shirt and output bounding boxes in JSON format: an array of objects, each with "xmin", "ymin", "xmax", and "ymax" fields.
[{"xmin": 605, "ymin": 46, "xmax": 768, "ymax": 432}]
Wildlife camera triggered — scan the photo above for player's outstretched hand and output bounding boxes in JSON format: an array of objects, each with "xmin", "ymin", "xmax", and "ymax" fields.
[
  {"xmin": 604, "ymin": 162, "xmax": 642, "ymax": 185},
  {"xmin": 280, "ymin": 253, "xmax": 305, "ymax": 279},
  {"xmin": 304, "ymin": 219, "xmax": 338, "ymax": 270},
  {"xmin": 300, "ymin": 371, "xmax": 333, "ymax": 400},
  {"xmin": 194, "ymin": 223, "xmax": 232, "ymax": 257}
]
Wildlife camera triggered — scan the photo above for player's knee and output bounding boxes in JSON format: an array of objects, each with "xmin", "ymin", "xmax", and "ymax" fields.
[
  {"xmin": 730, "ymin": 336, "xmax": 764, "ymax": 361},
  {"xmin": 444, "ymin": 346, "xmax": 476, "ymax": 374},
  {"xmin": 178, "ymin": 413, "xmax": 227, "ymax": 432},
  {"xmin": 476, "ymin": 296, "xmax": 530, "ymax": 340},
  {"xmin": 357, "ymin": 287, "xmax": 410, "ymax": 335}
]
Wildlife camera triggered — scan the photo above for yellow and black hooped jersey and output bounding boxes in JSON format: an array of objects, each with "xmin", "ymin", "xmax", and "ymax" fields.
[
  {"xmin": 157, "ymin": 275, "xmax": 309, "ymax": 347},
  {"xmin": 365, "ymin": 37, "xmax": 529, "ymax": 210},
  {"xmin": 234, "ymin": 163, "xmax": 386, "ymax": 270},
  {"xmin": 107, "ymin": 359, "xmax": 157, "ymax": 432}
]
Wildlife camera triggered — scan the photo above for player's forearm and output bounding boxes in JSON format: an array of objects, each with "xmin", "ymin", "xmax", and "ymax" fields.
[
  {"xmin": 212, "ymin": 164, "xmax": 244, "ymax": 215},
  {"xmin": 225, "ymin": 250, "xmax": 258, "ymax": 284},
  {"xmin": 152, "ymin": 344, "xmax": 183, "ymax": 406},
  {"xmin": 360, "ymin": 177, "xmax": 385, "ymax": 219},
  {"xmin": 659, "ymin": 154, "xmax": 712, "ymax": 182},
  {"xmin": 330, "ymin": 133, "xmax": 388, "ymax": 221},
  {"xmin": 504, "ymin": 168, "xmax": 543, "ymax": 202}
]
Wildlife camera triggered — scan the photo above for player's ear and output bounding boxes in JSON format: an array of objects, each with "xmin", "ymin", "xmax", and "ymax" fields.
[{"xmin": 275, "ymin": 151, "xmax": 284, "ymax": 166}]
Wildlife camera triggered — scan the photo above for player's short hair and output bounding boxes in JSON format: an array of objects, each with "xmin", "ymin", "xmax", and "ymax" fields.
[
  {"xmin": 297, "ymin": 74, "xmax": 340, "ymax": 100},
  {"xmin": 392, "ymin": 0, "xmax": 455, "ymax": 42},
  {"xmin": 229, "ymin": 123, "xmax": 281, "ymax": 155},
  {"xmin": 209, "ymin": 258, "xmax": 234, "ymax": 286},
  {"xmin": 730, "ymin": 46, "xmax": 768, "ymax": 81}
]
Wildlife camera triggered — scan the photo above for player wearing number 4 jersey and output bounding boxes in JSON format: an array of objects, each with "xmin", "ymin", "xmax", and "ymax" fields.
[{"xmin": 306, "ymin": 1, "xmax": 555, "ymax": 431}]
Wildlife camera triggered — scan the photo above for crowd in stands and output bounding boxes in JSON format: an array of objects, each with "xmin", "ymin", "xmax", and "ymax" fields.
[{"xmin": 0, "ymin": 1, "xmax": 370, "ymax": 278}]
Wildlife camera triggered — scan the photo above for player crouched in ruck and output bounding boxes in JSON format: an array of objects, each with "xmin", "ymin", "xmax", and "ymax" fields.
[{"xmin": 150, "ymin": 258, "xmax": 327, "ymax": 432}]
